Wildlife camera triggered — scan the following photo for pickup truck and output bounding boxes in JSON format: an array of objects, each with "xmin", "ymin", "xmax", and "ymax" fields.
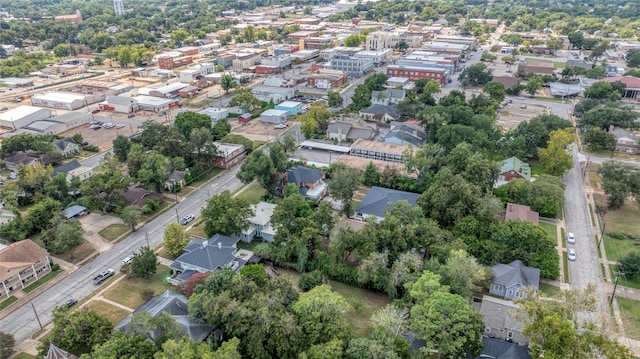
[{"xmin": 93, "ymin": 268, "xmax": 115, "ymax": 285}]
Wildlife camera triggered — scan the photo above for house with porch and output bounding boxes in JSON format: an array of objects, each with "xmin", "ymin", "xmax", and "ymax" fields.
[
  {"xmin": 239, "ymin": 201, "xmax": 277, "ymax": 243},
  {"xmin": 609, "ymin": 126, "xmax": 640, "ymax": 154},
  {"xmin": 0, "ymin": 239, "xmax": 51, "ymax": 300},
  {"xmin": 490, "ymin": 260, "xmax": 540, "ymax": 300},
  {"xmin": 168, "ymin": 234, "xmax": 259, "ymax": 285},
  {"xmin": 495, "ymin": 156, "xmax": 531, "ymax": 187},
  {"xmin": 4, "ymin": 152, "xmax": 44, "ymax": 171},
  {"xmin": 276, "ymin": 166, "xmax": 327, "ymax": 200},
  {"xmin": 52, "ymin": 137, "xmax": 80, "ymax": 158},
  {"xmin": 164, "ymin": 170, "xmax": 188, "ymax": 191},
  {"xmin": 354, "ymin": 186, "xmax": 420, "ymax": 222}
]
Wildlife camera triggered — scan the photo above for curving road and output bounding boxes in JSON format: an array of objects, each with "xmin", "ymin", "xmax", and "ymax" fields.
[{"xmin": 0, "ymin": 166, "xmax": 243, "ymax": 343}]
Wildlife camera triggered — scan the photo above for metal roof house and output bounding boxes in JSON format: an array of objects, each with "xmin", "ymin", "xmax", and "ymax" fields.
[
  {"xmin": 115, "ymin": 290, "xmax": 214, "ymax": 341},
  {"xmin": 354, "ymin": 186, "xmax": 420, "ymax": 221},
  {"xmin": 495, "ymin": 157, "xmax": 531, "ymax": 188},
  {"xmin": 168, "ymin": 234, "xmax": 259, "ymax": 285},
  {"xmin": 490, "ymin": 260, "xmax": 540, "ymax": 300}
]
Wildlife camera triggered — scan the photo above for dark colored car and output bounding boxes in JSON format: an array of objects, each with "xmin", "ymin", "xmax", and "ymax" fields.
[{"xmin": 65, "ymin": 299, "xmax": 78, "ymax": 308}]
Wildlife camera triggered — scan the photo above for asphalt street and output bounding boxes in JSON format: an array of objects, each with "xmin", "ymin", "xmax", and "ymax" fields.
[
  {"xmin": 0, "ymin": 166, "xmax": 243, "ymax": 343},
  {"xmin": 564, "ymin": 147, "xmax": 607, "ymax": 319}
]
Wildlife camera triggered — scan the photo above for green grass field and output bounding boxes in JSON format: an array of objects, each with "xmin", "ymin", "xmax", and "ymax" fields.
[
  {"xmin": 22, "ymin": 270, "xmax": 61, "ymax": 293},
  {"xmin": 0, "ymin": 296, "xmax": 17, "ymax": 310},
  {"xmin": 98, "ymin": 224, "xmax": 130, "ymax": 241},
  {"xmin": 617, "ymin": 297, "xmax": 640, "ymax": 341},
  {"xmin": 235, "ymin": 184, "xmax": 266, "ymax": 204},
  {"xmin": 84, "ymin": 300, "xmax": 131, "ymax": 325},
  {"xmin": 12, "ymin": 353, "xmax": 38, "ymax": 359},
  {"xmin": 539, "ymin": 283, "xmax": 562, "ymax": 298},
  {"xmin": 594, "ymin": 194, "xmax": 640, "ymax": 239},
  {"xmin": 539, "ymin": 222, "xmax": 557, "ymax": 243},
  {"xmin": 102, "ymin": 265, "xmax": 171, "ymax": 309}
]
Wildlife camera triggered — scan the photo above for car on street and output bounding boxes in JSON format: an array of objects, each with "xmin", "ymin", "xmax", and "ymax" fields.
[
  {"xmin": 90, "ymin": 124, "xmax": 101, "ymax": 130},
  {"xmin": 568, "ymin": 248, "xmax": 577, "ymax": 261},
  {"xmin": 93, "ymin": 268, "xmax": 115, "ymax": 285},
  {"xmin": 520, "ymin": 105, "xmax": 527, "ymax": 109},
  {"xmin": 209, "ymin": 93, "xmax": 220, "ymax": 99},
  {"xmin": 115, "ymin": 124, "xmax": 125, "ymax": 129},
  {"xmin": 127, "ymin": 113, "xmax": 135, "ymax": 118},
  {"xmin": 91, "ymin": 109, "xmax": 100, "ymax": 114},
  {"xmin": 567, "ymin": 232, "xmax": 576, "ymax": 244},
  {"xmin": 122, "ymin": 255, "xmax": 133, "ymax": 265},
  {"xmin": 64, "ymin": 298, "xmax": 78, "ymax": 308},
  {"xmin": 180, "ymin": 214, "xmax": 195, "ymax": 225},
  {"xmin": 516, "ymin": 96, "xmax": 525, "ymax": 100}
]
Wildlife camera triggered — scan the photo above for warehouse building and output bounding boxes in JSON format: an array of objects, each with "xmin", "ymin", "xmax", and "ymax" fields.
[
  {"xmin": 25, "ymin": 111, "xmax": 90, "ymax": 134},
  {"xmin": 0, "ymin": 106, "xmax": 52, "ymax": 130},
  {"xmin": 251, "ymin": 85, "xmax": 295, "ymax": 103},
  {"xmin": 31, "ymin": 92, "xmax": 87, "ymax": 110},
  {"xmin": 134, "ymin": 96, "xmax": 179, "ymax": 112},
  {"xmin": 260, "ymin": 109, "xmax": 289, "ymax": 123},
  {"xmin": 100, "ymin": 96, "xmax": 139, "ymax": 113}
]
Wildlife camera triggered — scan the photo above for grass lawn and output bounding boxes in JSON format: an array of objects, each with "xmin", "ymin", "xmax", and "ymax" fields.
[
  {"xmin": 23, "ymin": 270, "xmax": 62, "ymax": 293},
  {"xmin": 528, "ymin": 159, "xmax": 545, "ymax": 176},
  {"xmin": 276, "ymin": 267, "xmax": 391, "ymax": 337},
  {"xmin": 617, "ymin": 297, "xmax": 640, "ymax": 341},
  {"xmin": 13, "ymin": 353, "xmax": 38, "ymax": 359},
  {"xmin": 235, "ymin": 184, "xmax": 266, "ymax": 204},
  {"xmin": 563, "ymin": 252, "xmax": 569, "ymax": 283},
  {"xmin": 539, "ymin": 222, "xmax": 557, "ymax": 243},
  {"xmin": 603, "ymin": 234, "xmax": 640, "ymax": 262},
  {"xmin": 539, "ymin": 283, "xmax": 562, "ymax": 298},
  {"xmin": 102, "ymin": 265, "xmax": 171, "ymax": 309},
  {"xmin": 253, "ymin": 140, "xmax": 267, "ymax": 149},
  {"xmin": 594, "ymin": 194, "xmax": 640, "ymax": 239},
  {"xmin": 610, "ymin": 264, "xmax": 640, "ymax": 290},
  {"xmin": 98, "ymin": 224, "xmax": 130, "ymax": 241},
  {"xmin": 0, "ymin": 296, "xmax": 17, "ymax": 310},
  {"xmin": 188, "ymin": 221, "xmax": 209, "ymax": 239},
  {"xmin": 56, "ymin": 240, "xmax": 97, "ymax": 264},
  {"xmin": 84, "ymin": 300, "xmax": 131, "ymax": 325},
  {"xmin": 187, "ymin": 168, "xmax": 225, "ymax": 188},
  {"xmin": 237, "ymin": 240, "xmax": 262, "ymax": 251}
]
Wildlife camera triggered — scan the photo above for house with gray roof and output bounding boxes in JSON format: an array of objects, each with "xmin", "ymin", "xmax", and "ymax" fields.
[
  {"xmin": 354, "ymin": 186, "xmax": 420, "ymax": 221},
  {"xmin": 610, "ymin": 125, "xmax": 640, "ymax": 154},
  {"xmin": 53, "ymin": 160, "xmax": 81, "ymax": 176},
  {"xmin": 371, "ymin": 89, "xmax": 406, "ymax": 106},
  {"xmin": 478, "ymin": 295, "xmax": 529, "ymax": 347},
  {"xmin": 359, "ymin": 104, "xmax": 399, "ymax": 122},
  {"xmin": 239, "ymin": 201, "xmax": 277, "ymax": 242},
  {"xmin": 490, "ymin": 260, "xmax": 540, "ymax": 300},
  {"xmin": 115, "ymin": 290, "xmax": 213, "ymax": 341},
  {"xmin": 495, "ymin": 156, "xmax": 531, "ymax": 188},
  {"xmin": 326, "ymin": 120, "xmax": 375, "ymax": 142},
  {"xmin": 384, "ymin": 123, "xmax": 426, "ymax": 147},
  {"xmin": 168, "ymin": 234, "xmax": 259, "ymax": 285},
  {"xmin": 466, "ymin": 337, "xmax": 531, "ymax": 359},
  {"xmin": 52, "ymin": 137, "xmax": 80, "ymax": 158},
  {"xmin": 63, "ymin": 205, "xmax": 87, "ymax": 218},
  {"xmin": 276, "ymin": 166, "xmax": 327, "ymax": 200}
]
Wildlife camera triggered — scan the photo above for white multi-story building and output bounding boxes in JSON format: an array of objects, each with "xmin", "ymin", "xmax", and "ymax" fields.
[
  {"xmin": 354, "ymin": 49, "xmax": 393, "ymax": 66},
  {"xmin": 366, "ymin": 31, "xmax": 422, "ymax": 51},
  {"xmin": 232, "ymin": 53, "xmax": 262, "ymax": 72},
  {"xmin": 261, "ymin": 55, "xmax": 292, "ymax": 68},
  {"xmin": 328, "ymin": 54, "xmax": 374, "ymax": 78}
]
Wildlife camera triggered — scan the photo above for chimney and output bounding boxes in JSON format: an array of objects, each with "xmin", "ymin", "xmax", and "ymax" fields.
[
  {"xmin": 413, "ymin": 130, "xmax": 417, "ymax": 137},
  {"xmin": 218, "ymin": 242, "xmax": 222, "ymax": 249},
  {"xmin": 609, "ymin": 125, "xmax": 614, "ymax": 133}
]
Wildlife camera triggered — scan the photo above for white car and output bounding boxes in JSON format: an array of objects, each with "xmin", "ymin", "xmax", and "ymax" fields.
[
  {"xmin": 180, "ymin": 214, "xmax": 195, "ymax": 225},
  {"xmin": 516, "ymin": 96, "xmax": 525, "ymax": 100},
  {"xmin": 567, "ymin": 232, "xmax": 576, "ymax": 244},
  {"xmin": 115, "ymin": 124, "xmax": 125, "ymax": 129},
  {"xmin": 568, "ymin": 248, "xmax": 577, "ymax": 261},
  {"xmin": 209, "ymin": 93, "xmax": 220, "ymax": 99},
  {"xmin": 274, "ymin": 123, "xmax": 288, "ymax": 129},
  {"xmin": 122, "ymin": 255, "xmax": 133, "ymax": 265}
]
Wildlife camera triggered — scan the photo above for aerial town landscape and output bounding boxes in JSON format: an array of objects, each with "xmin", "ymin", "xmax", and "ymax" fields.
[{"xmin": 1, "ymin": 0, "xmax": 640, "ymax": 358}]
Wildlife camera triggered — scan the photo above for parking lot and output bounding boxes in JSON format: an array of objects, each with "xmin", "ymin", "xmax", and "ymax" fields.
[{"xmin": 496, "ymin": 102, "xmax": 549, "ymax": 132}]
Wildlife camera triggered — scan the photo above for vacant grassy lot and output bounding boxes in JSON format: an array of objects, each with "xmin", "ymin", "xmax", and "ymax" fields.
[
  {"xmin": 235, "ymin": 184, "xmax": 265, "ymax": 204},
  {"xmin": 56, "ymin": 240, "xmax": 97, "ymax": 264},
  {"xmin": 188, "ymin": 168, "xmax": 224, "ymax": 188},
  {"xmin": 98, "ymin": 224, "xmax": 130, "ymax": 241},
  {"xmin": 276, "ymin": 267, "xmax": 391, "ymax": 337},
  {"xmin": 604, "ymin": 236, "xmax": 640, "ymax": 262},
  {"xmin": 102, "ymin": 265, "xmax": 171, "ymax": 309},
  {"xmin": 84, "ymin": 300, "xmax": 131, "ymax": 325},
  {"xmin": 539, "ymin": 222, "xmax": 557, "ymax": 243},
  {"xmin": 617, "ymin": 297, "xmax": 640, "ymax": 341},
  {"xmin": 594, "ymin": 194, "xmax": 640, "ymax": 238},
  {"xmin": 610, "ymin": 264, "xmax": 640, "ymax": 290},
  {"xmin": 23, "ymin": 270, "xmax": 61, "ymax": 293},
  {"xmin": 539, "ymin": 283, "xmax": 562, "ymax": 298}
]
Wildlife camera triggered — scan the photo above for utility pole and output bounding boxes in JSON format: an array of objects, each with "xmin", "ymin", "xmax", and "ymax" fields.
[
  {"xmin": 582, "ymin": 153, "xmax": 590, "ymax": 177},
  {"xmin": 599, "ymin": 221, "xmax": 606, "ymax": 246},
  {"xmin": 31, "ymin": 303, "xmax": 43, "ymax": 330},
  {"xmin": 611, "ymin": 273, "xmax": 624, "ymax": 305},
  {"xmin": 175, "ymin": 207, "xmax": 180, "ymax": 222},
  {"xmin": 145, "ymin": 231, "xmax": 150, "ymax": 247}
]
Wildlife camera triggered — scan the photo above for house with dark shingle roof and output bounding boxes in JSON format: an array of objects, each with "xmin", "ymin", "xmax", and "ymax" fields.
[
  {"xmin": 276, "ymin": 166, "xmax": 327, "ymax": 200},
  {"xmin": 359, "ymin": 104, "xmax": 399, "ymax": 122},
  {"xmin": 115, "ymin": 290, "xmax": 214, "ymax": 341},
  {"xmin": 168, "ymin": 234, "xmax": 259, "ymax": 285},
  {"xmin": 495, "ymin": 156, "xmax": 531, "ymax": 188},
  {"xmin": 384, "ymin": 123, "xmax": 427, "ymax": 147},
  {"xmin": 3, "ymin": 152, "xmax": 44, "ymax": 170},
  {"xmin": 490, "ymin": 260, "xmax": 540, "ymax": 300},
  {"xmin": 478, "ymin": 295, "xmax": 529, "ymax": 346},
  {"xmin": 53, "ymin": 159, "xmax": 81, "ymax": 176},
  {"xmin": 466, "ymin": 337, "xmax": 531, "ymax": 359},
  {"xmin": 354, "ymin": 186, "xmax": 420, "ymax": 221}
]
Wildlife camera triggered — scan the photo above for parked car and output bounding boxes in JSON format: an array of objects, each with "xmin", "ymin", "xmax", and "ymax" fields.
[
  {"xmin": 567, "ymin": 232, "xmax": 576, "ymax": 244},
  {"xmin": 122, "ymin": 255, "xmax": 133, "ymax": 265},
  {"xmin": 64, "ymin": 298, "xmax": 78, "ymax": 308},
  {"xmin": 179, "ymin": 214, "xmax": 195, "ymax": 225},
  {"xmin": 127, "ymin": 113, "xmax": 135, "ymax": 118},
  {"xmin": 115, "ymin": 124, "xmax": 125, "ymax": 129},
  {"xmin": 275, "ymin": 123, "xmax": 287, "ymax": 129},
  {"xmin": 520, "ymin": 105, "xmax": 527, "ymax": 109},
  {"xmin": 91, "ymin": 109, "xmax": 100, "ymax": 114},
  {"xmin": 568, "ymin": 248, "xmax": 577, "ymax": 261},
  {"xmin": 93, "ymin": 268, "xmax": 115, "ymax": 285},
  {"xmin": 209, "ymin": 93, "xmax": 220, "ymax": 99},
  {"xmin": 516, "ymin": 96, "xmax": 525, "ymax": 100}
]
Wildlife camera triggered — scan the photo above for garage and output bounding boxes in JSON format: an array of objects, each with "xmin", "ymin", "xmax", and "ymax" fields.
[{"xmin": 260, "ymin": 109, "xmax": 290, "ymax": 124}]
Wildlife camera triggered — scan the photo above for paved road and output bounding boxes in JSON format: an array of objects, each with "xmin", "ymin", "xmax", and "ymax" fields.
[
  {"xmin": 564, "ymin": 148, "xmax": 607, "ymax": 320},
  {"xmin": 0, "ymin": 166, "xmax": 243, "ymax": 343}
]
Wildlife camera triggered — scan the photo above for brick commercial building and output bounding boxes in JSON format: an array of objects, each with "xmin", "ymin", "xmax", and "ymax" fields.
[
  {"xmin": 517, "ymin": 61, "xmax": 554, "ymax": 76},
  {"xmin": 386, "ymin": 65, "xmax": 449, "ymax": 85},
  {"xmin": 158, "ymin": 55, "xmax": 193, "ymax": 69},
  {"xmin": 307, "ymin": 69, "xmax": 347, "ymax": 89}
]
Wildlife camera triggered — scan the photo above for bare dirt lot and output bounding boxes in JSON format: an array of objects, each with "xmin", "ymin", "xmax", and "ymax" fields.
[
  {"xmin": 230, "ymin": 118, "xmax": 294, "ymax": 142},
  {"xmin": 496, "ymin": 103, "xmax": 549, "ymax": 132}
]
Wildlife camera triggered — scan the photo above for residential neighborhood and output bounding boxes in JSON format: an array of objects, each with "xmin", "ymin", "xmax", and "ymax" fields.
[{"xmin": 0, "ymin": 0, "xmax": 640, "ymax": 358}]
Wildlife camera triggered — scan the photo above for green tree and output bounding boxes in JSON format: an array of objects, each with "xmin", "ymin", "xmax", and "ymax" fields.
[
  {"xmin": 568, "ymin": 32, "xmax": 585, "ymax": 50},
  {"xmin": 155, "ymin": 338, "xmax": 241, "ymax": 359},
  {"xmin": 292, "ymin": 284, "xmax": 351, "ymax": 345},
  {"xmin": 483, "ymin": 81, "xmax": 506, "ymax": 102},
  {"xmin": 46, "ymin": 218, "xmax": 84, "ymax": 255},
  {"xmin": 515, "ymin": 285, "xmax": 633, "ymax": 359},
  {"xmin": 47, "ymin": 307, "xmax": 113, "ymax": 355},
  {"xmin": 45, "ymin": 173, "xmax": 72, "ymax": 206},
  {"xmin": 327, "ymin": 90, "xmax": 343, "ymax": 108},
  {"xmin": 619, "ymin": 252, "xmax": 640, "ymax": 279},
  {"xmin": 120, "ymin": 205, "xmax": 143, "ymax": 232},
  {"xmin": 137, "ymin": 153, "xmax": 169, "ymax": 193},
  {"xmin": 0, "ymin": 331, "xmax": 15, "ymax": 359},
  {"xmin": 438, "ymin": 249, "xmax": 491, "ymax": 297},
  {"xmin": 584, "ymin": 81, "xmax": 620, "ymax": 101},
  {"xmin": 170, "ymin": 29, "xmax": 189, "ymax": 46},
  {"xmin": 174, "ymin": 112, "xmax": 212, "ymax": 141},
  {"xmin": 201, "ymin": 191, "xmax": 253, "ymax": 237},
  {"xmin": 599, "ymin": 161, "xmax": 640, "ymax": 209},
  {"xmin": 513, "ymin": 114, "xmax": 573, "ymax": 157},
  {"xmin": 344, "ymin": 34, "xmax": 364, "ymax": 47},
  {"xmin": 212, "ymin": 119, "xmax": 231, "ymax": 140},
  {"xmin": 112, "ymin": 135, "xmax": 131, "ymax": 162},
  {"xmin": 329, "ymin": 163, "xmax": 361, "ymax": 215},
  {"xmin": 269, "ymin": 143, "xmax": 288, "ymax": 173},
  {"xmin": 546, "ymin": 37, "xmax": 564, "ymax": 52},
  {"xmin": 127, "ymin": 311, "xmax": 185, "ymax": 349},
  {"xmin": 236, "ymin": 151, "xmax": 277, "ymax": 193},
  {"xmin": 348, "ymin": 84, "xmax": 372, "ymax": 111},
  {"xmin": 626, "ymin": 49, "xmax": 640, "ymax": 68},
  {"xmin": 131, "ymin": 246, "xmax": 157, "ymax": 279},
  {"xmin": 458, "ymin": 63, "xmax": 493, "ymax": 87},
  {"xmin": 539, "ymin": 128, "xmax": 577, "ymax": 176},
  {"xmin": 81, "ymin": 330, "xmax": 156, "ymax": 359},
  {"xmin": 525, "ymin": 76, "xmax": 543, "ymax": 96},
  {"xmin": 583, "ymin": 127, "xmax": 616, "ymax": 152},
  {"xmin": 362, "ymin": 161, "xmax": 380, "ymax": 186},
  {"xmin": 220, "ymin": 74, "xmax": 237, "ymax": 93},
  {"xmin": 221, "ymin": 134, "xmax": 254, "ymax": 153},
  {"xmin": 229, "ymin": 87, "xmax": 261, "ymax": 113},
  {"xmin": 163, "ymin": 222, "xmax": 189, "ymax": 258},
  {"xmin": 300, "ymin": 115, "xmax": 318, "ymax": 139},
  {"xmin": 239, "ymin": 264, "xmax": 267, "ymax": 286}
]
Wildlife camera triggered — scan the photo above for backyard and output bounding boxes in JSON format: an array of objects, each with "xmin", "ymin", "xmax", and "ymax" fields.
[{"xmin": 276, "ymin": 267, "xmax": 391, "ymax": 337}]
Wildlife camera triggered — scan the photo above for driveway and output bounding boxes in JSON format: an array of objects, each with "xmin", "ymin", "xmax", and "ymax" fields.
[{"xmin": 78, "ymin": 213, "xmax": 124, "ymax": 253}]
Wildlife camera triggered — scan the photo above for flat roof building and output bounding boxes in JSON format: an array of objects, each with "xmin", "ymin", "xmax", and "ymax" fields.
[
  {"xmin": 31, "ymin": 92, "xmax": 87, "ymax": 110},
  {"xmin": 0, "ymin": 105, "xmax": 52, "ymax": 130}
]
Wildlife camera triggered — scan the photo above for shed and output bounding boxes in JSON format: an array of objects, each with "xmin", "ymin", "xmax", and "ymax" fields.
[
  {"xmin": 238, "ymin": 113, "xmax": 252, "ymax": 123},
  {"xmin": 64, "ymin": 205, "xmax": 87, "ymax": 218},
  {"xmin": 260, "ymin": 109, "xmax": 289, "ymax": 123},
  {"xmin": 275, "ymin": 101, "xmax": 303, "ymax": 115}
]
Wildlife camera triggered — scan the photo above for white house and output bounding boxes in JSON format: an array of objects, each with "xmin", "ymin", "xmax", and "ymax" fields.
[{"xmin": 239, "ymin": 201, "xmax": 277, "ymax": 242}]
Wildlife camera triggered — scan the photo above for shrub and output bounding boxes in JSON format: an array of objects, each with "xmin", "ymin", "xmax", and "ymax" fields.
[
  {"xmin": 83, "ymin": 145, "xmax": 99, "ymax": 152},
  {"xmin": 618, "ymin": 251, "xmax": 640, "ymax": 279},
  {"xmin": 140, "ymin": 288, "xmax": 155, "ymax": 301},
  {"xmin": 298, "ymin": 270, "xmax": 324, "ymax": 292},
  {"xmin": 51, "ymin": 263, "xmax": 60, "ymax": 271},
  {"xmin": 608, "ymin": 232, "xmax": 626, "ymax": 240},
  {"xmin": 144, "ymin": 199, "xmax": 159, "ymax": 211}
]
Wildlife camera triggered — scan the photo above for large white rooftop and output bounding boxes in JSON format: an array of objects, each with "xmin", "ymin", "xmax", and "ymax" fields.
[
  {"xmin": 32, "ymin": 92, "xmax": 86, "ymax": 103},
  {"xmin": 0, "ymin": 106, "xmax": 51, "ymax": 121}
]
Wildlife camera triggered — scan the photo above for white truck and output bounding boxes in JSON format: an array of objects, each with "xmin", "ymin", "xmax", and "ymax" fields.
[{"xmin": 93, "ymin": 268, "xmax": 115, "ymax": 285}]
